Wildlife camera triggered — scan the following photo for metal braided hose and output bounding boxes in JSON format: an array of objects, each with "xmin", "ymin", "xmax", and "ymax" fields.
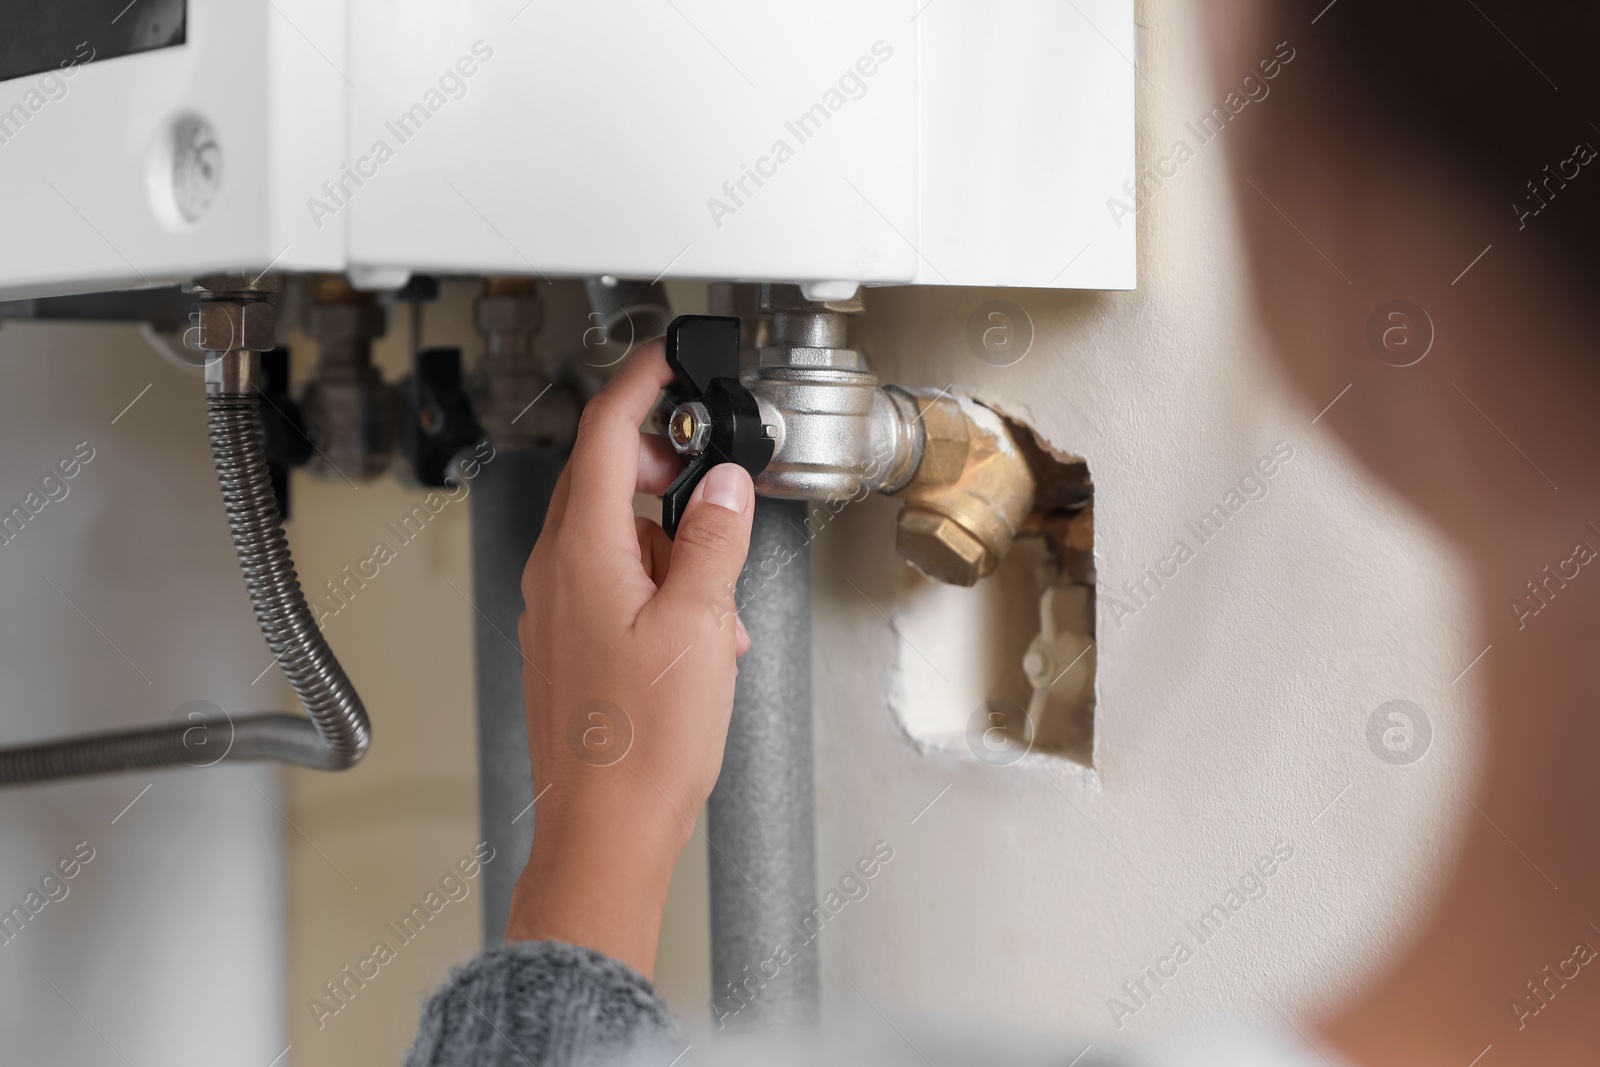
[
  {"xmin": 207, "ymin": 392, "xmax": 370, "ymax": 767},
  {"xmin": 0, "ymin": 714, "xmax": 343, "ymax": 785},
  {"xmin": 0, "ymin": 390, "xmax": 369, "ymax": 786}
]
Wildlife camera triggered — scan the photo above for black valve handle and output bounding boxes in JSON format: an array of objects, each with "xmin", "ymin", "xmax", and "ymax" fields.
[{"xmin": 660, "ymin": 315, "xmax": 773, "ymax": 537}]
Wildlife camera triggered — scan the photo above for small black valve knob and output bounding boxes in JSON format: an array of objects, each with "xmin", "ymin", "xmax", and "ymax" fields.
[
  {"xmin": 660, "ymin": 315, "xmax": 772, "ymax": 537},
  {"xmin": 400, "ymin": 347, "xmax": 484, "ymax": 487}
]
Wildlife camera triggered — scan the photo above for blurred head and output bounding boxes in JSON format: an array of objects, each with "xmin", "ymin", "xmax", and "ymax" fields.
[
  {"xmin": 1208, "ymin": 0, "xmax": 1600, "ymax": 548},
  {"xmin": 1205, "ymin": 4, "xmax": 1600, "ymax": 1060}
]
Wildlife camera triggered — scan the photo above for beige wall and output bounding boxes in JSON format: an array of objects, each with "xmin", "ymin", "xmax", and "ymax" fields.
[{"xmin": 280, "ymin": 284, "xmax": 483, "ymax": 1064}]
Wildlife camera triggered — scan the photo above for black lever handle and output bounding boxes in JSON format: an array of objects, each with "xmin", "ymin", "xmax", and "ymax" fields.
[{"xmin": 660, "ymin": 316, "xmax": 773, "ymax": 537}]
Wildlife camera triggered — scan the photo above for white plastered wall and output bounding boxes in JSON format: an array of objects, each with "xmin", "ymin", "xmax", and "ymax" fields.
[{"xmin": 734, "ymin": 0, "xmax": 1487, "ymax": 1042}]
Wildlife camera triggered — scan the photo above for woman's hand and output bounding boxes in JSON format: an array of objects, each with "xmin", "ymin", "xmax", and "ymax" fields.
[{"xmin": 505, "ymin": 340, "xmax": 755, "ymax": 977}]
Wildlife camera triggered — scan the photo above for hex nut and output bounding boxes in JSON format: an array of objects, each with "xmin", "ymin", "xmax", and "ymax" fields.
[
  {"xmin": 199, "ymin": 300, "xmax": 277, "ymax": 352},
  {"xmin": 896, "ymin": 506, "xmax": 993, "ymax": 587},
  {"xmin": 668, "ymin": 400, "xmax": 712, "ymax": 454},
  {"xmin": 912, "ymin": 393, "xmax": 970, "ymax": 488},
  {"xmin": 301, "ymin": 376, "xmax": 399, "ymax": 481},
  {"xmin": 892, "ymin": 398, "xmax": 1035, "ymax": 587},
  {"xmin": 475, "ymin": 295, "xmax": 544, "ymax": 335}
]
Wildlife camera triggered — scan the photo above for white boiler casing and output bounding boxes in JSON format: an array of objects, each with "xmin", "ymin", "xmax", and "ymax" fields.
[{"xmin": 0, "ymin": 0, "xmax": 1134, "ymax": 299}]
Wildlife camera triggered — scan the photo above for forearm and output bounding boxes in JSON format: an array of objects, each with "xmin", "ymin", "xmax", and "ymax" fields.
[{"xmin": 504, "ymin": 789, "xmax": 690, "ymax": 979}]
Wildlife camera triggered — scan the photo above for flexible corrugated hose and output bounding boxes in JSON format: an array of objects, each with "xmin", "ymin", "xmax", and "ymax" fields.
[{"xmin": 0, "ymin": 390, "xmax": 370, "ymax": 785}]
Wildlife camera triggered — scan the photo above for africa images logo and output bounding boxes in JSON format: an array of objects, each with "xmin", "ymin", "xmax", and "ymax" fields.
[{"xmin": 1365, "ymin": 700, "xmax": 1431, "ymax": 766}]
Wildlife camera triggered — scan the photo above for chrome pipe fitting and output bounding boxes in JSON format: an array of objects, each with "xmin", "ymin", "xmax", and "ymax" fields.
[
  {"xmin": 739, "ymin": 284, "xmax": 1038, "ymax": 586},
  {"xmin": 204, "ymin": 348, "xmax": 260, "ymax": 396},
  {"xmin": 742, "ymin": 284, "xmax": 923, "ymax": 500}
]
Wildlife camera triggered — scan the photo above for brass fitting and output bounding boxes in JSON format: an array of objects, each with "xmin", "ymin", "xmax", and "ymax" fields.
[
  {"xmin": 301, "ymin": 275, "xmax": 396, "ymax": 481},
  {"xmin": 894, "ymin": 398, "xmax": 1036, "ymax": 587},
  {"xmin": 899, "ymin": 390, "xmax": 969, "ymax": 487},
  {"xmin": 476, "ymin": 276, "xmax": 544, "ymax": 340},
  {"xmin": 305, "ymin": 275, "xmax": 387, "ymax": 363},
  {"xmin": 472, "ymin": 276, "xmax": 570, "ymax": 451}
]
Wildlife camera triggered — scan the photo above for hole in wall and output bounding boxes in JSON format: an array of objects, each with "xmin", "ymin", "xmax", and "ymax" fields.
[{"xmin": 890, "ymin": 428, "xmax": 1095, "ymax": 768}]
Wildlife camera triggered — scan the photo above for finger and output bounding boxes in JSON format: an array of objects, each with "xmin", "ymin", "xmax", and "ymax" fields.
[
  {"xmin": 548, "ymin": 429, "xmax": 676, "ymax": 534},
  {"xmin": 637, "ymin": 434, "xmax": 684, "ymax": 496},
  {"xmin": 654, "ymin": 463, "xmax": 754, "ymax": 620},
  {"xmin": 562, "ymin": 341, "xmax": 674, "ymax": 552},
  {"xmin": 635, "ymin": 516, "xmax": 673, "ymax": 588},
  {"xmin": 542, "ymin": 462, "xmax": 575, "ymax": 533}
]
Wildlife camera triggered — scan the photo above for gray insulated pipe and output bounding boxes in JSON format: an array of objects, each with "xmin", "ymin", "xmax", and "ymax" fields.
[
  {"xmin": 583, "ymin": 277, "xmax": 672, "ymax": 354},
  {"xmin": 470, "ymin": 446, "xmax": 565, "ymax": 942},
  {"xmin": 0, "ymin": 349, "xmax": 371, "ymax": 785},
  {"xmin": 706, "ymin": 497, "xmax": 820, "ymax": 1032}
]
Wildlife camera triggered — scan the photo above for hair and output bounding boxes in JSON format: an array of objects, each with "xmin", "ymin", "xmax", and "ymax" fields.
[{"xmin": 1285, "ymin": 0, "xmax": 1600, "ymax": 283}]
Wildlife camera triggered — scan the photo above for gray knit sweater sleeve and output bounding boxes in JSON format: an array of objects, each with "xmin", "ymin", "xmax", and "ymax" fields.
[{"xmin": 405, "ymin": 941, "xmax": 678, "ymax": 1067}]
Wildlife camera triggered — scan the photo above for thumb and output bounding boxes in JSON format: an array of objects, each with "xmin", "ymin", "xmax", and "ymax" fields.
[{"xmin": 657, "ymin": 463, "xmax": 755, "ymax": 615}]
